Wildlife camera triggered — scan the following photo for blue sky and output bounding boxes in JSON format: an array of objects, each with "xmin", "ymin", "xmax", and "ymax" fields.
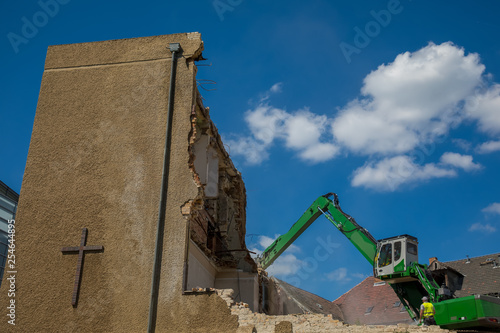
[{"xmin": 1, "ymin": 0, "xmax": 500, "ymax": 302}]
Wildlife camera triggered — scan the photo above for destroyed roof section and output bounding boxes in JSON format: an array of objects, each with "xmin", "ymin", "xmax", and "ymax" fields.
[
  {"xmin": 183, "ymin": 86, "xmax": 256, "ymax": 273},
  {"xmin": 273, "ymin": 278, "xmax": 344, "ymax": 320},
  {"xmin": 429, "ymin": 260, "xmax": 464, "ymax": 275},
  {"xmin": 428, "ymin": 258, "xmax": 465, "ymax": 297},
  {"xmin": 444, "ymin": 252, "xmax": 500, "ymax": 297}
]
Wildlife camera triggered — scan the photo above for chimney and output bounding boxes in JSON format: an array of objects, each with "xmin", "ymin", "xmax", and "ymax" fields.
[{"xmin": 429, "ymin": 257, "xmax": 438, "ymax": 265}]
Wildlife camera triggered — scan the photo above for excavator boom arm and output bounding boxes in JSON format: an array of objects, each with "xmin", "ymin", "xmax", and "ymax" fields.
[
  {"xmin": 258, "ymin": 193, "xmax": 500, "ymax": 331},
  {"xmin": 259, "ymin": 193, "xmax": 377, "ymax": 269}
]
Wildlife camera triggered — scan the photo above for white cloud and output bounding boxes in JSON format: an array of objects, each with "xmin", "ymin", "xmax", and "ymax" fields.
[
  {"xmin": 270, "ymin": 82, "xmax": 283, "ymax": 94},
  {"xmin": 467, "ymin": 204, "xmax": 500, "ymax": 234},
  {"xmin": 245, "ymin": 105, "xmax": 288, "ymax": 145},
  {"xmin": 477, "ymin": 140, "xmax": 500, "ymax": 154},
  {"xmin": 227, "ymin": 103, "xmax": 339, "ymax": 164},
  {"xmin": 332, "ymin": 102, "xmax": 419, "ymax": 154},
  {"xmin": 225, "ymin": 136, "xmax": 269, "ymax": 165},
  {"xmin": 266, "ymin": 254, "xmax": 303, "ymax": 276},
  {"xmin": 332, "ymin": 42, "xmax": 484, "ymax": 155},
  {"xmin": 351, "ymin": 155, "xmax": 456, "ymax": 191},
  {"xmin": 350, "ymin": 272, "xmax": 367, "ymax": 280},
  {"xmin": 482, "ymin": 203, "xmax": 500, "ymax": 215},
  {"xmin": 440, "ymin": 152, "xmax": 482, "ymax": 171},
  {"xmin": 257, "ymin": 235, "xmax": 276, "ymax": 249},
  {"xmin": 453, "ymin": 139, "xmax": 472, "ymax": 151},
  {"xmin": 326, "ymin": 267, "xmax": 349, "ymax": 282},
  {"xmin": 226, "ymin": 42, "xmax": 500, "ymax": 191},
  {"xmin": 466, "ymin": 84, "xmax": 500, "ymax": 135},
  {"xmin": 351, "ymin": 152, "xmax": 481, "ymax": 191},
  {"xmin": 283, "ymin": 110, "xmax": 339, "ymax": 162},
  {"xmin": 469, "ymin": 223, "xmax": 496, "ymax": 233},
  {"xmin": 326, "ymin": 268, "xmax": 366, "ymax": 283},
  {"xmin": 259, "ymin": 82, "xmax": 283, "ymax": 102},
  {"xmin": 225, "ymin": 104, "xmax": 287, "ymax": 165},
  {"xmin": 284, "ymin": 111, "xmax": 327, "ymax": 149},
  {"xmin": 325, "ymin": 267, "xmax": 365, "ymax": 283},
  {"xmin": 298, "ymin": 143, "xmax": 339, "ymax": 163}
]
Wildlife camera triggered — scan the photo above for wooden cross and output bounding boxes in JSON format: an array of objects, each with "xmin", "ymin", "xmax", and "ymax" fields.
[{"xmin": 61, "ymin": 227, "xmax": 104, "ymax": 307}]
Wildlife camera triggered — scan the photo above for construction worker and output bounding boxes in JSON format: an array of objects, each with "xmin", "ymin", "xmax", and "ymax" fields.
[{"xmin": 420, "ymin": 296, "xmax": 436, "ymax": 326}]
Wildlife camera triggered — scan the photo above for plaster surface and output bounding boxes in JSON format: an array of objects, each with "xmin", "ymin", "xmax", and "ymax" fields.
[{"xmin": 0, "ymin": 33, "xmax": 240, "ymax": 333}]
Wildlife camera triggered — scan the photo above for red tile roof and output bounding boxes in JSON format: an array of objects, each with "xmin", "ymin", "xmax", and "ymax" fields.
[
  {"xmin": 332, "ymin": 276, "xmax": 413, "ymax": 325},
  {"xmin": 333, "ymin": 253, "xmax": 500, "ymax": 325}
]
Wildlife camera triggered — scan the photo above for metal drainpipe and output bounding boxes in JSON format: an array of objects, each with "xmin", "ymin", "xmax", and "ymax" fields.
[{"xmin": 148, "ymin": 42, "xmax": 182, "ymax": 333}]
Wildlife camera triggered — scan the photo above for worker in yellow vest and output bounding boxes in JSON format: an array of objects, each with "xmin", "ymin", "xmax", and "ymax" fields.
[{"xmin": 420, "ymin": 296, "xmax": 436, "ymax": 325}]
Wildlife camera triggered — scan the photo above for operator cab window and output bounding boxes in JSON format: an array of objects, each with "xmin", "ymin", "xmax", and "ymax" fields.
[
  {"xmin": 394, "ymin": 241, "xmax": 401, "ymax": 261},
  {"xmin": 407, "ymin": 242, "xmax": 417, "ymax": 256},
  {"xmin": 378, "ymin": 243, "xmax": 392, "ymax": 267}
]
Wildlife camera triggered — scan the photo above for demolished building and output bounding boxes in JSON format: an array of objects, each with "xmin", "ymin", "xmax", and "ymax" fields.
[
  {"xmin": 428, "ymin": 253, "xmax": 500, "ymax": 298},
  {"xmin": 0, "ymin": 32, "xmax": 258, "ymax": 332},
  {"xmin": 0, "ymin": 32, "xmax": 345, "ymax": 333},
  {"xmin": 0, "ymin": 32, "xmax": 464, "ymax": 333}
]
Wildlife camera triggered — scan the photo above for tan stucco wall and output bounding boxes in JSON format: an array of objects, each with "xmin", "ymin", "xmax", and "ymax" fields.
[{"xmin": 0, "ymin": 33, "xmax": 238, "ymax": 333}]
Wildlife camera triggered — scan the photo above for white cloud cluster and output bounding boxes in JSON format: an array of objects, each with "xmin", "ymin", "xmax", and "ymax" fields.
[
  {"xmin": 351, "ymin": 152, "xmax": 481, "ymax": 191},
  {"xmin": 226, "ymin": 42, "xmax": 500, "ymax": 191},
  {"xmin": 266, "ymin": 253, "xmax": 303, "ymax": 276},
  {"xmin": 482, "ymin": 203, "xmax": 500, "ymax": 215},
  {"xmin": 326, "ymin": 267, "xmax": 348, "ymax": 281},
  {"xmin": 227, "ymin": 96, "xmax": 339, "ymax": 164},
  {"xmin": 466, "ymin": 84, "xmax": 500, "ymax": 135},
  {"xmin": 333, "ymin": 42, "xmax": 484, "ymax": 155},
  {"xmin": 477, "ymin": 140, "xmax": 500, "ymax": 154},
  {"xmin": 326, "ymin": 267, "xmax": 365, "ymax": 283},
  {"xmin": 440, "ymin": 152, "xmax": 482, "ymax": 172},
  {"xmin": 351, "ymin": 155, "xmax": 456, "ymax": 191},
  {"xmin": 259, "ymin": 82, "xmax": 283, "ymax": 102},
  {"xmin": 469, "ymin": 223, "xmax": 496, "ymax": 233},
  {"xmin": 468, "ymin": 203, "xmax": 500, "ymax": 234}
]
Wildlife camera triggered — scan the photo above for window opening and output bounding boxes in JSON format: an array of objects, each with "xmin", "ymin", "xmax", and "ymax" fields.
[
  {"xmin": 407, "ymin": 242, "xmax": 418, "ymax": 255},
  {"xmin": 394, "ymin": 241, "xmax": 401, "ymax": 261},
  {"xmin": 378, "ymin": 243, "xmax": 392, "ymax": 267}
]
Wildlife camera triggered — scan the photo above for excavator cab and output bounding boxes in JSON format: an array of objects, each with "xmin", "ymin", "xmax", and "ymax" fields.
[{"xmin": 375, "ymin": 235, "xmax": 419, "ymax": 282}]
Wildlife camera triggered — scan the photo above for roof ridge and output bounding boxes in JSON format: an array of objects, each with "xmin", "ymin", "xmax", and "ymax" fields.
[
  {"xmin": 445, "ymin": 252, "xmax": 500, "ymax": 264},
  {"xmin": 274, "ymin": 278, "xmax": 332, "ymax": 302},
  {"xmin": 332, "ymin": 276, "xmax": 373, "ymax": 303}
]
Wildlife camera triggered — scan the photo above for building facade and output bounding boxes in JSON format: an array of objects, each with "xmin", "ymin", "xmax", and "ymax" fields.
[
  {"xmin": 0, "ymin": 33, "xmax": 259, "ymax": 332},
  {"xmin": 0, "ymin": 181, "xmax": 19, "ymax": 288}
]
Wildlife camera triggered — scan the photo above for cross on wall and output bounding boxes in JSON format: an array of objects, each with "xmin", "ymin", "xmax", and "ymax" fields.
[{"xmin": 61, "ymin": 228, "xmax": 104, "ymax": 307}]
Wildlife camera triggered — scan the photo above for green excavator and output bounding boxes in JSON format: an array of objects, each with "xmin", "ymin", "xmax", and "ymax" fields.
[{"xmin": 257, "ymin": 193, "xmax": 500, "ymax": 331}]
